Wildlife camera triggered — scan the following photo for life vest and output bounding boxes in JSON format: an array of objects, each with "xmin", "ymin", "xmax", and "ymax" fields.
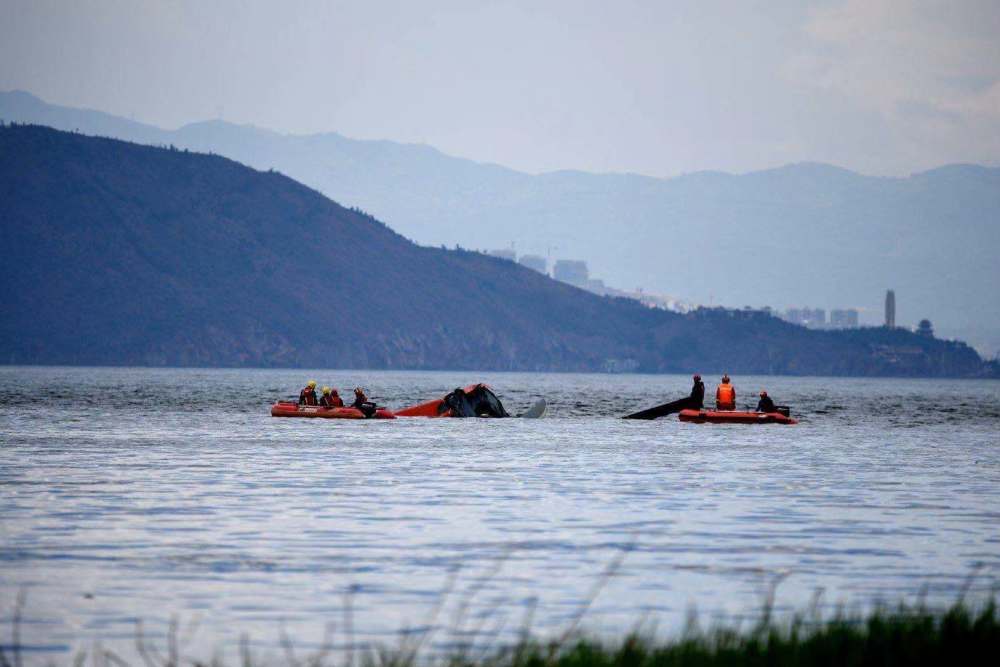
[
  {"xmin": 300, "ymin": 387, "xmax": 318, "ymax": 405},
  {"xmin": 716, "ymin": 383, "xmax": 735, "ymax": 408},
  {"xmin": 330, "ymin": 394, "xmax": 344, "ymax": 408}
]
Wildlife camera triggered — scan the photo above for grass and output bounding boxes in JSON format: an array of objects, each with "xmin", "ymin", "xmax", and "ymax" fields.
[
  {"xmin": 2, "ymin": 594, "xmax": 998, "ymax": 667},
  {"xmin": 490, "ymin": 600, "xmax": 1000, "ymax": 667}
]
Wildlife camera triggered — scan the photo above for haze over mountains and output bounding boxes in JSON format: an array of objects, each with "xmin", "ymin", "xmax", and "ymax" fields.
[
  {"xmin": 2, "ymin": 90, "xmax": 999, "ymax": 357},
  {"xmin": 3, "ymin": 123, "xmax": 992, "ymax": 377}
]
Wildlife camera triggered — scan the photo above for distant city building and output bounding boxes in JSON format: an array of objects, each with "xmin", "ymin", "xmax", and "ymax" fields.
[
  {"xmin": 553, "ymin": 259, "xmax": 589, "ymax": 286},
  {"xmin": 830, "ymin": 308, "xmax": 860, "ymax": 329},
  {"xmin": 783, "ymin": 307, "xmax": 826, "ymax": 328},
  {"xmin": 916, "ymin": 319, "xmax": 934, "ymax": 338},
  {"xmin": 517, "ymin": 251, "xmax": 694, "ymax": 313},
  {"xmin": 885, "ymin": 289, "xmax": 896, "ymax": 328},
  {"xmin": 518, "ymin": 254, "xmax": 547, "ymax": 273},
  {"xmin": 488, "ymin": 248, "xmax": 517, "ymax": 262}
]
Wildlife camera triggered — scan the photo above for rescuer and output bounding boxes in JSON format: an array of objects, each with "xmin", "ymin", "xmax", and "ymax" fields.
[
  {"xmin": 329, "ymin": 388, "xmax": 344, "ymax": 408},
  {"xmin": 715, "ymin": 375, "xmax": 736, "ymax": 410},
  {"xmin": 352, "ymin": 387, "xmax": 368, "ymax": 408},
  {"xmin": 299, "ymin": 380, "xmax": 319, "ymax": 406},
  {"xmin": 352, "ymin": 387, "xmax": 376, "ymax": 418},
  {"xmin": 319, "ymin": 386, "xmax": 335, "ymax": 407},
  {"xmin": 689, "ymin": 374, "xmax": 705, "ymax": 409},
  {"xmin": 756, "ymin": 391, "xmax": 776, "ymax": 413}
]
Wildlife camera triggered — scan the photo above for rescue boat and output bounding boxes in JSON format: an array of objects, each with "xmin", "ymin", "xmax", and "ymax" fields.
[
  {"xmin": 394, "ymin": 384, "xmax": 548, "ymax": 418},
  {"xmin": 270, "ymin": 401, "xmax": 396, "ymax": 419},
  {"xmin": 678, "ymin": 409, "xmax": 797, "ymax": 425},
  {"xmin": 395, "ymin": 383, "xmax": 506, "ymax": 418}
]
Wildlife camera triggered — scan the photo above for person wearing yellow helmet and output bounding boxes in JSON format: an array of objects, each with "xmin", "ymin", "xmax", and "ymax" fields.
[
  {"xmin": 298, "ymin": 380, "xmax": 319, "ymax": 406},
  {"xmin": 319, "ymin": 386, "xmax": 334, "ymax": 407}
]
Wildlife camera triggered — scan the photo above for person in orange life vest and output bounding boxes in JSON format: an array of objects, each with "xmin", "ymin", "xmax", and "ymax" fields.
[
  {"xmin": 715, "ymin": 375, "xmax": 736, "ymax": 410},
  {"xmin": 299, "ymin": 380, "xmax": 319, "ymax": 406}
]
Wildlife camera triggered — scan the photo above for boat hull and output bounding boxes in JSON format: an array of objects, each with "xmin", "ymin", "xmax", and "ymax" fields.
[
  {"xmin": 678, "ymin": 409, "xmax": 797, "ymax": 425},
  {"xmin": 270, "ymin": 401, "xmax": 396, "ymax": 419},
  {"xmin": 395, "ymin": 384, "xmax": 482, "ymax": 417}
]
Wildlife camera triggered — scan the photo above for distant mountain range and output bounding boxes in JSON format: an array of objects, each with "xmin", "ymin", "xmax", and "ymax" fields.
[
  {"xmin": 2, "ymin": 90, "xmax": 998, "ymax": 357},
  {"xmin": 1, "ymin": 123, "xmax": 992, "ymax": 376}
]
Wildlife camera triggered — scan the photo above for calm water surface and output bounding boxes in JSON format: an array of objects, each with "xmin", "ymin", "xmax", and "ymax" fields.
[{"xmin": 1, "ymin": 367, "xmax": 999, "ymax": 662}]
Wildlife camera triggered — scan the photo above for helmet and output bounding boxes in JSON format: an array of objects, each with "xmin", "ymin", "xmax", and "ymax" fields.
[
  {"xmin": 331, "ymin": 389, "xmax": 339, "ymax": 395},
  {"xmin": 322, "ymin": 386, "xmax": 331, "ymax": 395},
  {"xmin": 307, "ymin": 380, "xmax": 317, "ymax": 388},
  {"xmin": 693, "ymin": 374, "xmax": 701, "ymax": 381}
]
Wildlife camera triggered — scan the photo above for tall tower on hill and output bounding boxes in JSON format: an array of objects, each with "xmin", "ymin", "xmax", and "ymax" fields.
[{"xmin": 885, "ymin": 289, "xmax": 896, "ymax": 328}]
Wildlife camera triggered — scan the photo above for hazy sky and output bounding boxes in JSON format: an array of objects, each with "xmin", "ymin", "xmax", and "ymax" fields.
[{"xmin": 2, "ymin": 0, "xmax": 999, "ymax": 177}]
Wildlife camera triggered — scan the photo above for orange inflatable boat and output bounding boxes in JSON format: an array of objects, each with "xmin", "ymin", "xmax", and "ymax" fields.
[
  {"xmin": 395, "ymin": 384, "xmax": 510, "ymax": 417},
  {"xmin": 678, "ymin": 409, "xmax": 797, "ymax": 425},
  {"xmin": 270, "ymin": 401, "xmax": 396, "ymax": 419}
]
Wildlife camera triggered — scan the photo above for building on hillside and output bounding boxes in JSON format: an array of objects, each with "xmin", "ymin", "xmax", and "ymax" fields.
[
  {"xmin": 488, "ymin": 248, "xmax": 517, "ymax": 262},
  {"xmin": 916, "ymin": 319, "xmax": 934, "ymax": 338},
  {"xmin": 830, "ymin": 308, "xmax": 860, "ymax": 329},
  {"xmin": 885, "ymin": 289, "xmax": 896, "ymax": 328},
  {"xmin": 783, "ymin": 307, "xmax": 826, "ymax": 328},
  {"xmin": 553, "ymin": 259, "xmax": 589, "ymax": 286},
  {"xmin": 518, "ymin": 254, "xmax": 547, "ymax": 273}
]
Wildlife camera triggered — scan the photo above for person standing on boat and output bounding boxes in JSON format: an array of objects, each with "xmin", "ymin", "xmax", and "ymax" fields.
[
  {"xmin": 715, "ymin": 375, "xmax": 736, "ymax": 410},
  {"xmin": 689, "ymin": 374, "xmax": 705, "ymax": 409},
  {"xmin": 756, "ymin": 391, "xmax": 776, "ymax": 413},
  {"xmin": 299, "ymin": 380, "xmax": 319, "ymax": 406}
]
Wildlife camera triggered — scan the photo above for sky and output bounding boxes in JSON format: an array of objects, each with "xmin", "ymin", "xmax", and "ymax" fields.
[{"xmin": 1, "ymin": 0, "xmax": 999, "ymax": 178}]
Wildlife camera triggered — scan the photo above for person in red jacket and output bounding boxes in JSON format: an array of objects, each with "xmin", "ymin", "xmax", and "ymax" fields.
[
  {"xmin": 319, "ymin": 386, "xmax": 336, "ymax": 407},
  {"xmin": 329, "ymin": 389, "xmax": 344, "ymax": 408},
  {"xmin": 299, "ymin": 380, "xmax": 319, "ymax": 406},
  {"xmin": 715, "ymin": 375, "xmax": 736, "ymax": 410}
]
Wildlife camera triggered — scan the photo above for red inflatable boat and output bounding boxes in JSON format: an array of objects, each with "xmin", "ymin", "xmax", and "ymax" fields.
[
  {"xmin": 270, "ymin": 401, "xmax": 396, "ymax": 419},
  {"xmin": 395, "ymin": 384, "xmax": 492, "ymax": 417},
  {"xmin": 678, "ymin": 409, "xmax": 797, "ymax": 425}
]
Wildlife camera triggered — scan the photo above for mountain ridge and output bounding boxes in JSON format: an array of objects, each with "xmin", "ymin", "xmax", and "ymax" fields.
[
  {"xmin": 3, "ymin": 90, "xmax": 999, "ymax": 358},
  {"xmin": 2, "ymin": 122, "xmax": 992, "ymax": 377},
  {"xmin": 7, "ymin": 90, "xmax": 988, "ymax": 182}
]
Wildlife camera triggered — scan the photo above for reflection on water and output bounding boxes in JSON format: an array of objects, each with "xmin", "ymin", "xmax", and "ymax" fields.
[{"xmin": 1, "ymin": 367, "xmax": 999, "ymax": 662}]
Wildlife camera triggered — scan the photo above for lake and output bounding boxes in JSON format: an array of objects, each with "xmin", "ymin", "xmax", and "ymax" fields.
[{"xmin": 1, "ymin": 367, "xmax": 998, "ymax": 663}]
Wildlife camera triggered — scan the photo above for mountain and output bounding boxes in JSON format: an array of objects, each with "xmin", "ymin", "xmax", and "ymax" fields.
[
  {"xmin": 0, "ymin": 122, "xmax": 993, "ymax": 377},
  {"xmin": 3, "ymin": 90, "xmax": 998, "ymax": 357}
]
